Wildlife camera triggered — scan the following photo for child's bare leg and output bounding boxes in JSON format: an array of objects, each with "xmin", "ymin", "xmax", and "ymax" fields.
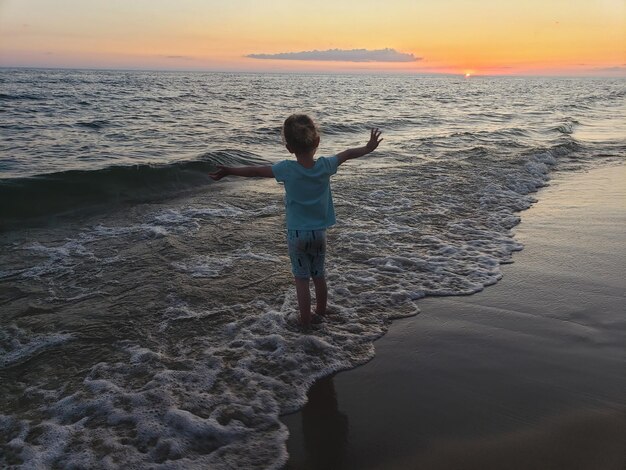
[
  {"xmin": 312, "ymin": 276, "xmax": 327, "ymax": 316},
  {"xmin": 294, "ymin": 277, "xmax": 312, "ymax": 325}
]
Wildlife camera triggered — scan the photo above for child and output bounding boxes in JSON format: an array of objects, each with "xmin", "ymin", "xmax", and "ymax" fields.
[{"xmin": 209, "ymin": 114, "xmax": 382, "ymax": 327}]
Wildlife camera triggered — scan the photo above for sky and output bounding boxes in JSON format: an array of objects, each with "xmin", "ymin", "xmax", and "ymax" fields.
[{"xmin": 0, "ymin": 0, "xmax": 624, "ymax": 76}]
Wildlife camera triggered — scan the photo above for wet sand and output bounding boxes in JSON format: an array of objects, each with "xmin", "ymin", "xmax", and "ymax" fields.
[{"xmin": 281, "ymin": 164, "xmax": 626, "ymax": 470}]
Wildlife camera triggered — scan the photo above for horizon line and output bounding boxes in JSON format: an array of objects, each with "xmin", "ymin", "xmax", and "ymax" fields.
[{"xmin": 0, "ymin": 65, "xmax": 624, "ymax": 79}]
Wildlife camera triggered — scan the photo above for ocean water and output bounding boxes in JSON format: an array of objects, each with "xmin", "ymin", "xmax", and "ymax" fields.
[{"xmin": 0, "ymin": 69, "xmax": 624, "ymax": 468}]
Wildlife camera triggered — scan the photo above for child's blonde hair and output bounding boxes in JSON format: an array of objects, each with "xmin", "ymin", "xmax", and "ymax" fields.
[{"xmin": 282, "ymin": 114, "xmax": 320, "ymax": 153}]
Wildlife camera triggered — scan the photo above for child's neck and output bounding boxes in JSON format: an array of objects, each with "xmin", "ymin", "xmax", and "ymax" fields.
[{"xmin": 295, "ymin": 149, "xmax": 317, "ymax": 168}]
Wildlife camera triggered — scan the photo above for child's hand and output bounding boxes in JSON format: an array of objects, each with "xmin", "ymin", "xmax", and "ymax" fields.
[
  {"xmin": 366, "ymin": 128, "xmax": 383, "ymax": 152},
  {"xmin": 208, "ymin": 165, "xmax": 228, "ymax": 181},
  {"xmin": 336, "ymin": 128, "xmax": 384, "ymax": 164}
]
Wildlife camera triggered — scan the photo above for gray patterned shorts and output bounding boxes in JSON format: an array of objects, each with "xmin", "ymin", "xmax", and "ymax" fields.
[{"xmin": 287, "ymin": 229, "xmax": 327, "ymax": 278}]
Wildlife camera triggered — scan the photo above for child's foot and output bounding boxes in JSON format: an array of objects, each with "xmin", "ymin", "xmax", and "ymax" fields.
[
  {"xmin": 296, "ymin": 313, "xmax": 323, "ymax": 331},
  {"xmin": 315, "ymin": 305, "xmax": 339, "ymax": 317}
]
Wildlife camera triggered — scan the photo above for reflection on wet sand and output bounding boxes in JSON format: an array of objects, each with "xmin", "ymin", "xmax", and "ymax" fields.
[{"xmin": 285, "ymin": 375, "xmax": 349, "ymax": 469}]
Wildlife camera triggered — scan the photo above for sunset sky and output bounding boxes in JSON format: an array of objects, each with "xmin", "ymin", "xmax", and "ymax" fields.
[{"xmin": 0, "ymin": 0, "xmax": 624, "ymax": 76}]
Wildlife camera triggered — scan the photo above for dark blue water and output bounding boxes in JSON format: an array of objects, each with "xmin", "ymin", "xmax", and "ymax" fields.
[{"xmin": 0, "ymin": 69, "xmax": 624, "ymax": 469}]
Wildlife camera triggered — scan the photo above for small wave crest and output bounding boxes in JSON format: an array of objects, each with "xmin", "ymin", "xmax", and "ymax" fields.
[
  {"xmin": 0, "ymin": 150, "xmax": 270, "ymax": 225},
  {"xmin": 322, "ymin": 122, "xmax": 365, "ymax": 135},
  {"xmin": 75, "ymin": 120, "xmax": 111, "ymax": 130},
  {"xmin": 0, "ymin": 92, "xmax": 45, "ymax": 101},
  {"xmin": 551, "ymin": 119, "xmax": 579, "ymax": 135},
  {"xmin": 322, "ymin": 117, "xmax": 416, "ymax": 135}
]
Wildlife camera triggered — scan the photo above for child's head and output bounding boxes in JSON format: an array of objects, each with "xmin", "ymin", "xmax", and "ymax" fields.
[{"xmin": 282, "ymin": 114, "xmax": 320, "ymax": 154}]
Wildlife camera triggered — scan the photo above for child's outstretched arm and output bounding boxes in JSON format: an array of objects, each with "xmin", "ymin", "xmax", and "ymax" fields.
[
  {"xmin": 209, "ymin": 165, "xmax": 273, "ymax": 181},
  {"xmin": 336, "ymin": 128, "xmax": 383, "ymax": 165}
]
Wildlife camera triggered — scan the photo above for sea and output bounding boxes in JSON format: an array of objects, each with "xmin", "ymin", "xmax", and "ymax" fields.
[{"xmin": 1, "ymin": 69, "xmax": 624, "ymax": 468}]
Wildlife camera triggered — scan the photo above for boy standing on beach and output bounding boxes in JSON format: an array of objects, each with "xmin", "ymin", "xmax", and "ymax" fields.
[{"xmin": 209, "ymin": 114, "xmax": 382, "ymax": 327}]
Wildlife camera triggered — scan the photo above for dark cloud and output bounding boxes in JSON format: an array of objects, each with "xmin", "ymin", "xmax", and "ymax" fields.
[
  {"xmin": 162, "ymin": 55, "xmax": 194, "ymax": 60},
  {"xmin": 246, "ymin": 48, "xmax": 421, "ymax": 63}
]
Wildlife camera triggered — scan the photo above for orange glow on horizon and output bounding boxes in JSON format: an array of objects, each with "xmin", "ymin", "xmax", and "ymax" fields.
[{"xmin": 0, "ymin": 0, "xmax": 624, "ymax": 76}]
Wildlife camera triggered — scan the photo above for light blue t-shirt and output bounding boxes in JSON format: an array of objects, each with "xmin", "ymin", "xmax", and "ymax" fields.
[{"xmin": 272, "ymin": 156, "xmax": 339, "ymax": 230}]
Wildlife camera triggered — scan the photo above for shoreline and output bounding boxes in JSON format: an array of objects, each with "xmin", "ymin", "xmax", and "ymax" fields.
[{"xmin": 281, "ymin": 163, "xmax": 626, "ymax": 470}]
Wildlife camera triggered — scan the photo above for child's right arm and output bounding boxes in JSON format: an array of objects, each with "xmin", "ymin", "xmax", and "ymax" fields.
[
  {"xmin": 209, "ymin": 165, "xmax": 273, "ymax": 181},
  {"xmin": 336, "ymin": 128, "xmax": 383, "ymax": 165}
]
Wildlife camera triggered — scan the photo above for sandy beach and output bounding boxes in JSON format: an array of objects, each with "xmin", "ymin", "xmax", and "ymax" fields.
[{"xmin": 282, "ymin": 163, "xmax": 626, "ymax": 470}]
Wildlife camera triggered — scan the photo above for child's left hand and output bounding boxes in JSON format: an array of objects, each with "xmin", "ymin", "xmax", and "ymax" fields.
[{"xmin": 366, "ymin": 128, "xmax": 383, "ymax": 152}]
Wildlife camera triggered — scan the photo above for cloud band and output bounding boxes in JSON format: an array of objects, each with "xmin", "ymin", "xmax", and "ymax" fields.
[{"xmin": 246, "ymin": 48, "xmax": 420, "ymax": 63}]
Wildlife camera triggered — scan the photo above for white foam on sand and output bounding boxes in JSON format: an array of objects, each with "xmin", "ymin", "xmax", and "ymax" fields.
[
  {"xmin": 171, "ymin": 245, "xmax": 281, "ymax": 279},
  {"xmin": 1, "ymin": 296, "xmax": 386, "ymax": 468},
  {"xmin": 150, "ymin": 203, "xmax": 282, "ymax": 231},
  {"xmin": 0, "ymin": 325, "xmax": 74, "ymax": 369}
]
